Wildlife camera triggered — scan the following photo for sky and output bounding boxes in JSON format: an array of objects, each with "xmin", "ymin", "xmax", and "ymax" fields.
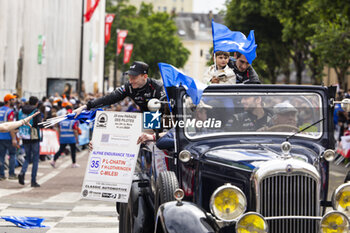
[{"xmin": 193, "ymin": 0, "xmax": 227, "ymax": 13}]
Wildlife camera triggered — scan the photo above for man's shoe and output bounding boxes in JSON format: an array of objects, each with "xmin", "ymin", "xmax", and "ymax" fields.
[
  {"xmin": 31, "ymin": 182, "xmax": 40, "ymax": 188},
  {"xmin": 18, "ymin": 173, "xmax": 25, "ymax": 185},
  {"xmin": 8, "ymin": 174, "xmax": 17, "ymax": 180},
  {"xmin": 0, "ymin": 176, "xmax": 5, "ymax": 181},
  {"xmin": 50, "ymin": 161, "xmax": 56, "ymax": 168},
  {"xmin": 71, "ymin": 163, "xmax": 80, "ymax": 168}
]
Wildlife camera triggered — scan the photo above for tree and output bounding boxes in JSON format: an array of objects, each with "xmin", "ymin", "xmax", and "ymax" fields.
[
  {"xmin": 105, "ymin": 1, "xmax": 189, "ymax": 79},
  {"xmin": 225, "ymin": 0, "xmax": 290, "ymax": 84},
  {"xmin": 308, "ymin": 0, "xmax": 350, "ymax": 89},
  {"xmin": 261, "ymin": 0, "xmax": 322, "ymax": 84}
]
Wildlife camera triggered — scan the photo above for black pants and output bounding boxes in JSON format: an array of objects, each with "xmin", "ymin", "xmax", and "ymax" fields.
[{"xmin": 54, "ymin": 143, "xmax": 76, "ymax": 163}]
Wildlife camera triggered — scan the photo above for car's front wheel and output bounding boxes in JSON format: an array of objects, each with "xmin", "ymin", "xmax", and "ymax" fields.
[
  {"xmin": 119, "ymin": 201, "xmax": 133, "ymax": 233},
  {"xmin": 155, "ymin": 171, "xmax": 179, "ymax": 216}
]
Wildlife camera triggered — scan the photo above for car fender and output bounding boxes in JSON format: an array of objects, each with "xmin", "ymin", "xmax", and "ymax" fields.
[{"xmin": 155, "ymin": 201, "xmax": 217, "ymax": 233}]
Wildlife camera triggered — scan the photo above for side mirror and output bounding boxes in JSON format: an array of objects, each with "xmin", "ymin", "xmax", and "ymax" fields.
[{"xmin": 147, "ymin": 98, "xmax": 161, "ymax": 112}]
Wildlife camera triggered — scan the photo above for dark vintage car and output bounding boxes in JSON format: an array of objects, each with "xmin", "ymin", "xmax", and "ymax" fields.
[{"xmin": 118, "ymin": 84, "xmax": 350, "ymax": 233}]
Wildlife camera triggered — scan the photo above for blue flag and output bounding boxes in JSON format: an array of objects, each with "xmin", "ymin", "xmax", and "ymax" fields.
[
  {"xmin": 1, "ymin": 216, "xmax": 47, "ymax": 229},
  {"xmin": 212, "ymin": 20, "xmax": 257, "ymax": 64},
  {"xmin": 66, "ymin": 108, "xmax": 103, "ymax": 124},
  {"xmin": 158, "ymin": 63, "xmax": 207, "ymax": 105}
]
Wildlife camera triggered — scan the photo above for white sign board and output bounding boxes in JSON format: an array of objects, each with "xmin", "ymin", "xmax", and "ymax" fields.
[{"xmin": 81, "ymin": 111, "xmax": 142, "ymax": 202}]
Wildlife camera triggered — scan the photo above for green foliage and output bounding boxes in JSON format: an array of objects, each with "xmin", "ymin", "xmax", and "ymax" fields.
[
  {"xmin": 105, "ymin": 0, "xmax": 189, "ymax": 79},
  {"xmin": 309, "ymin": 14, "xmax": 350, "ymax": 88},
  {"xmin": 225, "ymin": 0, "xmax": 290, "ymax": 83}
]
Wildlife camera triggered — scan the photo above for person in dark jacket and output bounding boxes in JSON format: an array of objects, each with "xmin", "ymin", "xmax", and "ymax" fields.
[
  {"xmin": 18, "ymin": 96, "xmax": 42, "ymax": 187},
  {"xmin": 228, "ymin": 52, "xmax": 260, "ymax": 84},
  {"xmin": 74, "ymin": 61, "xmax": 165, "ymax": 116}
]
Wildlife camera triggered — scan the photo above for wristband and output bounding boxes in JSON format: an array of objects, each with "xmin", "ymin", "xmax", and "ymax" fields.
[
  {"xmin": 152, "ymin": 134, "xmax": 156, "ymax": 141},
  {"xmin": 21, "ymin": 119, "xmax": 25, "ymax": 126}
]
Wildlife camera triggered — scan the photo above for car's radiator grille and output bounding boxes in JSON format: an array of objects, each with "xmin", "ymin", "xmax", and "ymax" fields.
[{"xmin": 259, "ymin": 174, "xmax": 319, "ymax": 233}]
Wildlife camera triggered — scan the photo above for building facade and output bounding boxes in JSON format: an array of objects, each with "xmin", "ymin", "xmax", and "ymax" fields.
[
  {"xmin": 0, "ymin": 0, "xmax": 105, "ymax": 99},
  {"xmin": 127, "ymin": 0, "xmax": 192, "ymax": 13}
]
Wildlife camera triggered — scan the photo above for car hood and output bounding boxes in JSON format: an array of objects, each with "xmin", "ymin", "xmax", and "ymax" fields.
[{"xmin": 202, "ymin": 144, "xmax": 317, "ymax": 171}]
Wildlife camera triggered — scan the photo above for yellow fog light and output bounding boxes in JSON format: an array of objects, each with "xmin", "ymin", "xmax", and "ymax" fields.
[
  {"xmin": 333, "ymin": 183, "xmax": 350, "ymax": 216},
  {"xmin": 209, "ymin": 184, "xmax": 246, "ymax": 221},
  {"xmin": 320, "ymin": 211, "xmax": 350, "ymax": 233},
  {"xmin": 236, "ymin": 212, "xmax": 268, "ymax": 233}
]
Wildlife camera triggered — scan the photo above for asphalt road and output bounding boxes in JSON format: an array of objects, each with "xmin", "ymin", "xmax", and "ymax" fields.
[
  {"xmin": 0, "ymin": 148, "xmax": 348, "ymax": 233},
  {"xmin": 0, "ymin": 149, "xmax": 118, "ymax": 233}
]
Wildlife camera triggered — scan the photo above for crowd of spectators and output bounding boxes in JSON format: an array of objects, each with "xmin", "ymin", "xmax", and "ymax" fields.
[{"xmin": 0, "ymin": 88, "xmax": 140, "ymax": 184}]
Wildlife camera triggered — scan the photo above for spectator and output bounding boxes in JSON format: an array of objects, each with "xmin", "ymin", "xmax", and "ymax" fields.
[
  {"xmin": 50, "ymin": 105, "xmax": 80, "ymax": 168},
  {"xmin": 0, "ymin": 93, "xmax": 18, "ymax": 180},
  {"xmin": 18, "ymin": 96, "xmax": 42, "ymax": 187}
]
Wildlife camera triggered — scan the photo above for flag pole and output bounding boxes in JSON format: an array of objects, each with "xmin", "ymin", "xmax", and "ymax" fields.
[
  {"xmin": 114, "ymin": 29, "xmax": 119, "ymax": 89},
  {"xmin": 78, "ymin": 0, "xmax": 85, "ymax": 99},
  {"xmin": 103, "ymin": 13, "xmax": 106, "ymax": 95}
]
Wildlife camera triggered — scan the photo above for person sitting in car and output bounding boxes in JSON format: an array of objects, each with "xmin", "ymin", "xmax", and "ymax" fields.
[
  {"xmin": 261, "ymin": 102, "xmax": 299, "ymax": 132},
  {"xmin": 229, "ymin": 96, "xmax": 272, "ymax": 131}
]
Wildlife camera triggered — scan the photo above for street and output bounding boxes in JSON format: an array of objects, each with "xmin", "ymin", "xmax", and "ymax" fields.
[
  {"xmin": 0, "ymin": 148, "xmax": 348, "ymax": 232},
  {"xmin": 0, "ymin": 150, "xmax": 118, "ymax": 233}
]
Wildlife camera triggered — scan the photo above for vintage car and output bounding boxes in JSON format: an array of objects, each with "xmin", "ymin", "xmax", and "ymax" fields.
[{"xmin": 118, "ymin": 84, "xmax": 350, "ymax": 233}]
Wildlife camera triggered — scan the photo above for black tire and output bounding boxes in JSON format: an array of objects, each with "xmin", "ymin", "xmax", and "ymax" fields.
[
  {"xmin": 345, "ymin": 170, "xmax": 350, "ymax": 183},
  {"xmin": 119, "ymin": 201, "xmax": 133, "ymax": 233},
  {"xmin": 155, "ymin": 171, "xmax": 179, "ymax": 215}
]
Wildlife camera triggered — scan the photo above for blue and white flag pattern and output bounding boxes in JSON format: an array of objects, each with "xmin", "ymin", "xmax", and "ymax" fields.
[
  {"xmin": 1, "ymin": 216, "xmax": 47, "ymax": 229},
  {"xmin": 212, "ymin": 20, "xmax": 257, "ymax": 64},
  {"xmin": 39, "ymin": 109, "xmax": 103, "ymax": 128},
  {"xmin": 158, "ymin": 63, "xmax": 207, "ymax": 105}
]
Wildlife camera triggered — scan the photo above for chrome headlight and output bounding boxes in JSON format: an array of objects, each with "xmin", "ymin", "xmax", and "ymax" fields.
[
  {"xmin": 320, "ymin": 211, "xmax": 350, "ymax": 233},
  {"xmin": 236, "ymin": 212, "xmax": 268, "ymax": 233},
  {"xmin": 332, "ymin": 183, "xmax": 350, "ymax": 217},
  {"xmin": 209, "ymin": 184, "xmax": 247, "ymax": 221}
]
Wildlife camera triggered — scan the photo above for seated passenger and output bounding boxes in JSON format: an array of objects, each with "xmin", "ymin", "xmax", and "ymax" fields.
[
  {"xmin": 230, "ymin": 96, "xmax": 272, "ymax": 131},
  {"xmin": 156, "ymin": 128, "xmax": 175, "ymax": 151},
  {"xmin": 186, "ymin": 99, "xmax": 214, "ymax": 135},
  {"xmin": 262, "ymin": 102, "xmax": 299, "ymax": 132},
  {"xmin": 203, "ymin": 51, "xmax": 236, "ymax": 85}
]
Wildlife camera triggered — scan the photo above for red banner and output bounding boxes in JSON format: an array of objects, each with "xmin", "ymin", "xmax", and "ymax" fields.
[
  {"xmin": 117, "ymin": 30, "xmax": 128, "ymax": 55},
  {"xmin": 123, "ymin": 43, "xmax": 133, "ymax": 64},
  {"xmin": 105, "ymin": 14, "xmax": 115, "ymax": 46},
  {"xmin": 84, "ymin": 0, "xmax": 100, "ymax": 22}
]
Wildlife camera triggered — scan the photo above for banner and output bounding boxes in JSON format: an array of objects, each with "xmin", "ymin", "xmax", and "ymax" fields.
[
  {"xmin": 105, "ymin": 14, "xmax": 115, "ymax": 46},
  {"xmin": 39, "ymin": 129, "xmax": 59, "ymax": 155},
  {"xmin": 84, "ymin": 0, "xmax": 100, "ymax": 22},
  {"xmin": 123, "ymin": 43, "xmax": 133, "ymax": 64},
  {"xmin": 81, "ymin": 111, "xmax": 142, "ymax": 202},
  {"xmin": 38, "ymin": 35, "xmax": 46, "ymax": 64},
  {"xmin": 117, "ymin": 30, "xmax": 128, "ymax": 55}
]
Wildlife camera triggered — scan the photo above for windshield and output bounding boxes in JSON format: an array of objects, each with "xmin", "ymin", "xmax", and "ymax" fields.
[{"xmin": 183, "ymin": 92, "xmax": 323, "ymax": 139}]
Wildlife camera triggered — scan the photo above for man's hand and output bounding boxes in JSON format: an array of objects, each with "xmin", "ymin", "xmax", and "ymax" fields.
[
  {"xmin": 23, "ymin": 111, "xmax": 40, "ymax": 127},
  {"xmin": 137, "ymin": 133, "xmax": 154, "ymax": 145},
  {"xmin": 73, "ymin": 105, "xmax": 87, "ymax": 118}
]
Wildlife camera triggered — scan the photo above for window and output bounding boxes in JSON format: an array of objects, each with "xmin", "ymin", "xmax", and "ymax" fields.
[
  {"xmin": 163, "ymin": 6, "xmax": 167, "ymax": 12},
  {"xmin": 200, "ymin": 49, "xmax": 203, "ymax": 57}
]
